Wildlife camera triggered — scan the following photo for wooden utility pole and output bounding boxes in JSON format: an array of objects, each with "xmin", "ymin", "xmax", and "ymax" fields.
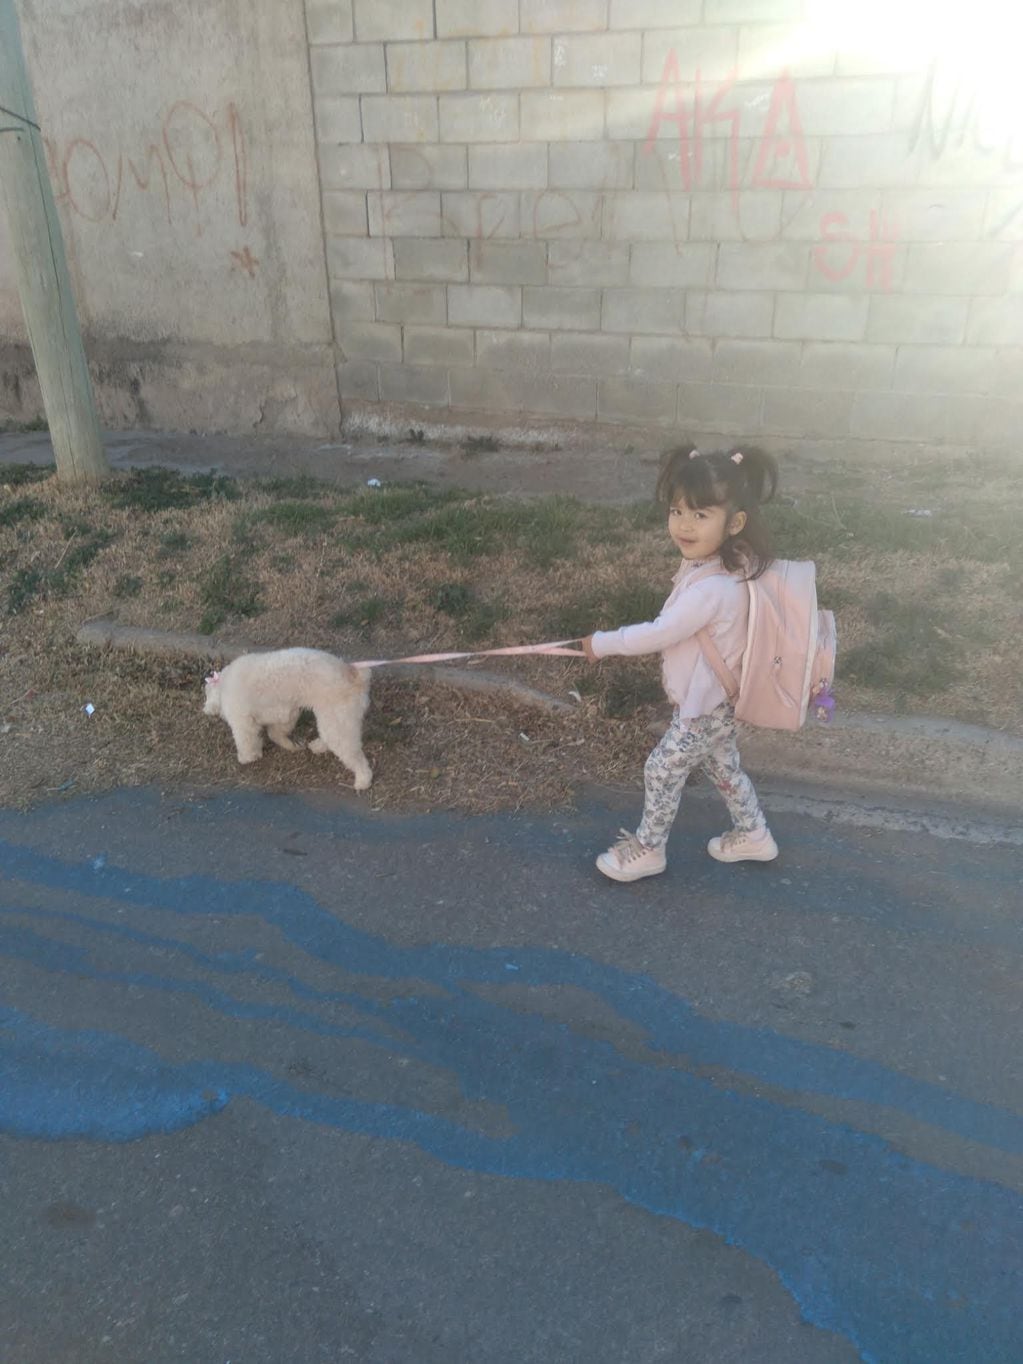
[{"xmin": 0, "ymin": 0, "xmax": 108, "ymax": 481}]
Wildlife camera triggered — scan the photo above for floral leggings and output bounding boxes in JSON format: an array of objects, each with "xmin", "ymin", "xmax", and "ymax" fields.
[{"xmin": 636, "ymin": 702, "xmax": 767, "ymax": 850}]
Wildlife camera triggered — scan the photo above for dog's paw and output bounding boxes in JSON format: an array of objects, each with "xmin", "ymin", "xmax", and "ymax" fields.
[
  {"xmin": 308, "ymin": 738, "xmax": 328, "ymax": 755},
  {"xmin": 354, "ymin": 769, "xmax": 373, "ymax": 792}
]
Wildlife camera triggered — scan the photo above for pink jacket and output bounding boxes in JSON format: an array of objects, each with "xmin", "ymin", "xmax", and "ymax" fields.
[{"xmin": 589, "ymin": 557, "xmax": 750, "ymax": 718}]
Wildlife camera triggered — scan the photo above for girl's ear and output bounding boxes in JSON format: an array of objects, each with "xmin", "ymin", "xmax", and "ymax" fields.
[{"xmin": 727, "ymin": 509, "xmax": 747, "ymax": 537}]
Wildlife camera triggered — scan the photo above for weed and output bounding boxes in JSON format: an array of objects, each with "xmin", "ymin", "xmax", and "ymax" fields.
[
  {"xmin": 623, "ymin": 501, "xmax": 663, "ymax": 531},
  {"xmin": 544, "ymin": 581, "xmax": 664, "ymax": 644},
  {"xmin": 158, "ymin": 530, "xmax": 192, "ymax": 556},
  {"xmin": 115, "ymin": 574, "xmax": 143, "ymax": 598},
  {"xmin": 460, "ymin": 435, "xmax": 500, "ymax": 456},
  {"xmin": 382, "ymin": 502, "xmax": 508, "ymax": 562},
  {"xmin": 432, "ymin": 582, "xmax": 506, "ymax": 641},
  {"xmin": 342, "ymin": 484, "xmax": 460, "ymax": 526},
  {"xmin": 198, "ymin": 554, "xmax": 262, "ymax": 634},
  {"xmin": 0, "ymin": 496, "xmax": 47, "ymax": 528},
  {"xmin": 331, "ymin": 595, "xmax": 395, "ymax": 633},
  {"xmin": 605, "ymin": 583, "xmax": 666, "ymax": 624},
  {"xmin": 0, "ymin": 463, "xmax": 51, "ymax": 487},
  {"xmin": 0, "ymin": 416, "xmax": 47, "ymax": 433},
  {"xmin": 432, "ymin": 582, "xmax": 475, "ymax": 617},
  {"xmin": 49, "ymin": 532, "xmax": 115, "ymax": 596},
  {"xmin": 602, "ymin": 668, "xmax": 664, "ymax": 718},
  {"xmin": 7, "ymin": 568, "xmax": 43, "ymax": 614},
  {"xmin": 840, "ymin": 591, "xmax": 960, "ymax": 696},
  {"xmin": 4, "ymin": 526, "xmax": 113, "ymax": 610},
  {"xmin": 252, "ymin": 475, "xmax": 327, "ymax": 499},
  {"xmin": 463, "ymin": 600, "xmax": 507, "ymax": 641},
  {"xmin": 244, "ymin": 501, "xmax": 337, "ymax": 537},
  {"xmin": 406, "ymin": 428, "xmax": 426, "ymax": 444},
  {"xmin": 510, "ymin": 496, "xmax": 586, "ymax": 568},
  {"xmin": 104, "ymin": 467, "xmax": 238, "ymax": 513}
]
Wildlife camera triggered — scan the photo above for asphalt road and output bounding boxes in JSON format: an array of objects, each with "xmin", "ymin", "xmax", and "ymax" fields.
[{"xmin": 1, "ymin": 783, "xmax": 1021, "ymax": 1364}]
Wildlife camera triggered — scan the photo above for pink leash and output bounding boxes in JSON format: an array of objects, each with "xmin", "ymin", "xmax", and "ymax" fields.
[{"xmin": 352, "ymin": 639, "xmax": 585, "ymax": 668}]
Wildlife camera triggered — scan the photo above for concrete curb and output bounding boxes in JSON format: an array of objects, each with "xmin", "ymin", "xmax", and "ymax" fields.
[
  {"xmin": 76, "ymin": 617, "xmax": 1023, "ymax": 815},
  {"xmin": 75, "ymin": 618, "xmax": 576, "ymax": 716},
  {"xmin": 721, "ymin": 711, "xmax": 1023, "ymax": 814}
]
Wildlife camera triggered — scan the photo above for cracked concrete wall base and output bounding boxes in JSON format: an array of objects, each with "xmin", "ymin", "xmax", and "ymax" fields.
[{"xmin": 1, "ymin": 342, "xmax": 340, "ymax": 437}]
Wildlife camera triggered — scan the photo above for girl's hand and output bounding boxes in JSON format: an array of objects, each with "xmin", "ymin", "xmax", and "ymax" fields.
[{"xmin": 581, "ymin": 635, "xmax": 597, "ymax": 663}]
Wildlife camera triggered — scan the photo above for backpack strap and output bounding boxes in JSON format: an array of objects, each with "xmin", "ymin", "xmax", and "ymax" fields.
[
  {"xmin": 695, "ymin": 627, "xmax": 740, "ymax": 703},
  {"xmin": 684, "ymin": 563, "xmax": 741, "ymax": 703}
]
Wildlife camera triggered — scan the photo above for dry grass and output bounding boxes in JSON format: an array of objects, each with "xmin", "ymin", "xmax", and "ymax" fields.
[{"xmin": 1, "ymin": 456, "xmax": 1019, "ymax": 814}]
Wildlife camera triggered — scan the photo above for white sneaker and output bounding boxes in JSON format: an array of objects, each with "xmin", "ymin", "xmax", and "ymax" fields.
[
  {"xmin": 596, "ymin": 829, "xmax": 667, "ymax": 882},
  {"xmin": 707, "ymin": 827, "xmax": 779, "ymax": 863}
]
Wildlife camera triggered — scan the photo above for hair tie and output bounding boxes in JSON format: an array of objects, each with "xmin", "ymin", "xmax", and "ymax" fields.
[
  {"xmin": 731, "ymin": 452, "xmax": 743, "ymax": 464},
  {"xmin": 205, "ymin": 670, "xmax": 221, "ymax": 685}
]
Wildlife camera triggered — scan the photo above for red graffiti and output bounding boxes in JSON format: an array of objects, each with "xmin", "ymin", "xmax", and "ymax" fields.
[
  {"xmin": 230, "ymin": 245, "xmax": 259, "ymax": 276},
  {"xmin": 751, "ymin": 73, "xmax": 812, "ymax": 191},
  {"xmin": 163, "ymin": 100, "xmax": 222, "ymax": 220},
  {"xmin": 813, "ymin": 211, "xmax": 899, "ymax": 291},
  {"xmin": 43, "ymin": 101, "xmax": 248, "ymax": 235},
  {"xmin": 62, "ymin": 139, "xmax": 111, "ymax": 222},
  {"xmin": 644, "ymin": 57, "xmax": 812, "ymax": 200},
  {"xmin": 228, "ymin": 102, "xmax": 248, "ymax": 229}
]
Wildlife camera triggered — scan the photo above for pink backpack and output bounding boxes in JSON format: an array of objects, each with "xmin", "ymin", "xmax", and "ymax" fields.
[{"xmin": 696, "ymin": 560, "xmax": 837, "ymax": 731}]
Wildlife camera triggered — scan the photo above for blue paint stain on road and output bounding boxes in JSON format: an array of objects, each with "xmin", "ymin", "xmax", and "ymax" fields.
[{"xmin": 2, "ymin": 837, "xmax": 1022, "ymax": 1363}]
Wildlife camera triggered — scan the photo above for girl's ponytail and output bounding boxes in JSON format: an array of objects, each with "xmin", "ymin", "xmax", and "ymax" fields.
[{"xmin": 730, "ymin": 446, "xmax": 778, "ymax": 510}]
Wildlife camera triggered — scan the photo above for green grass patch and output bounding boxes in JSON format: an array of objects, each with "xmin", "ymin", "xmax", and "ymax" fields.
[
  {"xmin": 431, "ymin": 581, "xmax": 507, "ymax": 641},
  {"xmin": 6, "ymin": 567, "xmax": 43, "ymax": 613},
  {"xmin": 197, "ymin": 554, "xmax": 263, "ymax": 634},
  {"xmin": 603, "ymin": 670, "xmax": 665, "ymax": 718},
  {"xmin": 158, "ymin": 530, "xmax": 193, "ymax": 556},
  {"xmin": 0, "ymin": 416, "xmax": 47, "ymax": 433},
  {"xmin": 251, "ymin": 475, "xmax": 329, "ymax": 499},
  {"xmin": 0, "ymin": 496, "xmax": 47, "ymax": 528},
  {"xmin": 49, "ymin": 532, "xmax": 115, "ymax": 596},
  {"xmin": 839, "ymin": 590, "xmax": 960, "ymax": 697},
  {"xmin": 331, "ymin": 595, "xmax": 398, "ymax": 634},
  {"xmin": 340, "ymin": 484, "xmax": 462, "ymax": 527},
  {"xmin": 545, "ymin": 582, "xmax": 665, "ymax": 642},
  {"xmin": 242, "ymin": 501, "xmax": 337, "ymax": 537},
  {"xmin": 4, "ymin": 528, "xmax": 114, "ymax": 612},
  {"xmin": 114, "ymin": 574, "xmax": 143, "ymax": 598},
  {"xmin": 104, "ymin": 467, "xmax": 239, "ymax": 513},
  {"xmin": 0, "ymin": 462, "xmax": 51, "ymax": 487},
  {"xmin": 461, "ymin": 435, "xmax": 500, "ymax": 456},
  {"xmin": 766, "ymin": 493, "xmax": 1016, "ymax": 564}
]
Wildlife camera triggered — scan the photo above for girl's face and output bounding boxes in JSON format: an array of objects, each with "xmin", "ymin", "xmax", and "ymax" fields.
[{"xmin": 668, "ymin": 496, "xmax": 746, "ymax": 561}]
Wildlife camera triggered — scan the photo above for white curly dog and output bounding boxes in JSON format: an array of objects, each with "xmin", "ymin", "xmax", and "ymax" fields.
[{"xmin": 203, "ymin": 648, "xmax": 373, "ymax": 790}]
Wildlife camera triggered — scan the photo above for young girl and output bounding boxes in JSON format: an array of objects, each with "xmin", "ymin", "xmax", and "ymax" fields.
[{"xmin": 583, "ymin": 443, "xmax": 779, "ymax": 882}]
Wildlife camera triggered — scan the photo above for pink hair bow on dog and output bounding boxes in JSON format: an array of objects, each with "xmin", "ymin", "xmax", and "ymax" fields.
[{"xmin": 205, "ymin": 670, "xmax": 221, "ymax": 686}]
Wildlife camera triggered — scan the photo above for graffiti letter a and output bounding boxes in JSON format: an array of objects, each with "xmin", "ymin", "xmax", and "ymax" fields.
[{"xmin": 752, "ymin": 70, "xmax": 812, "ymax": 191}]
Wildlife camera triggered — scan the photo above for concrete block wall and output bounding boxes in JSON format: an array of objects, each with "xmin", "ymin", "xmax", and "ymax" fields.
[{"xmin": 310, "ymin": 0, "xmax": 1023, "ymax": 456}]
